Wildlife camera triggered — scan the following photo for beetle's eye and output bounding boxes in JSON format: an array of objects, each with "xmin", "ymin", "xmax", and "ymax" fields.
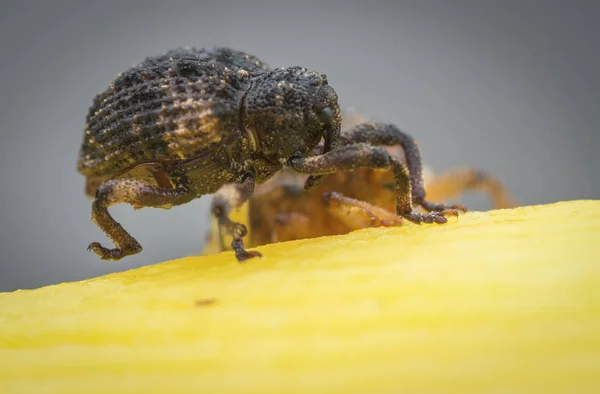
[
  {"xmin": 319, "ymin": 107, "xmax": 334, "ymax": 125},
  {"xmin": 382, "ymin": 183, "xmax": 395, "ymax": 191}
]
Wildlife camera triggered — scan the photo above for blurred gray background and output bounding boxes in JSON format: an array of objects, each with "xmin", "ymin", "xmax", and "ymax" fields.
[{"xmin": 0, "ymin": 0, "xmax": 598, "ymax": 292}]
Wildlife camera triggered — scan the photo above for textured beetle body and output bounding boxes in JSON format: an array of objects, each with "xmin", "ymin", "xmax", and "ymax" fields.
[
  {"xmin": 79, "ymin": 48, "xmax": 274, "ymax": 201},
  {"xmin": 78, "ymin": 47, "xmax": 464, "ymax": 262}
]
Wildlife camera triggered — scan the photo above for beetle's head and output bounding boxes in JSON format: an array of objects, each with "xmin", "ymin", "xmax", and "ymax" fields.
[{"xmin": 245, "ymin": 67, "xmax": 342, "ymax": 162}]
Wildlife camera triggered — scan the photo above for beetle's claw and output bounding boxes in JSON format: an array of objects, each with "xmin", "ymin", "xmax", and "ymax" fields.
[
  {"xmin": 403, "ymin": 199, "xmax": 467, "ymax": 224},
  {"xmin": 87, "ymin": 242, "xmax": 100, "ymax": 252},
  {"xmin": 87, "ymin": 241, "xmax": 114, "ymax": 260},
  {"xmin": 450, "ymin": 204, "xmax": 468, "ymax": 213},
  {"xmin": 235, "ymin": 250, "xmax": 262, "ymax": 263},
  {"xmin": 439, "ymin": 208, "xmax": 460, "ymax": 217},
  {"xmin": 87, "ymin": 242, "xmax": 140, "ymax": 261}
]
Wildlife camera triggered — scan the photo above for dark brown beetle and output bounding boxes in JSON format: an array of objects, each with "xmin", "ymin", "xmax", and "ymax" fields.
[{"xmin": 78, "ymin": 47, "xmax": 462, "ymax": 262}]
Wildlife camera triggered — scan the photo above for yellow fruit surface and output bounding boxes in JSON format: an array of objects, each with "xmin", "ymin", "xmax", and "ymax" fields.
[{"xmin": 1, "ymin": 200, "xmax": 599, "ymax": 394}]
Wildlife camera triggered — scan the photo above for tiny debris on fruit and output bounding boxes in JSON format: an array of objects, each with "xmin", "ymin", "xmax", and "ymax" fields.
[
  {"xmin": 194, "ymin": 298, "xmax": 218, "ymax": 307},
  {"xmin": 78, "ymin": 47, "xmax": 465, "ymax": 262}
]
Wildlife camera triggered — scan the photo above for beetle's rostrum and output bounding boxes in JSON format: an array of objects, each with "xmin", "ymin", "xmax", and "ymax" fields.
[{"xmin": 78, "ymin": 46, "xmax": 464, "ymax": 262}]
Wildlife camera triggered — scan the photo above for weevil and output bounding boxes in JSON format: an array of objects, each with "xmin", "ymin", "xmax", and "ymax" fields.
[
  {"xmin": 78, "ymin": 47, "xmax": 463, "ymax": 262},
  {"xmin": 206, "ymin": 111, "xmax": 516, "ymax": 251}
]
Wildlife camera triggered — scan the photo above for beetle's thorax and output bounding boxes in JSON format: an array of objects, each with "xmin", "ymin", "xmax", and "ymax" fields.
[{"xmin": 241, "ymin": 67, "xmax": 341, "ymax": 164}]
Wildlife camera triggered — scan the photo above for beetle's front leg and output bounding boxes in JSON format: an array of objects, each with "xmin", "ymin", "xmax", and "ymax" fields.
[
  {"xmin": 88, "ymin": 179, "xmax": 193, "ymax": 260},
  {"xmin": 288, "ymin": 144, "xmax": 457, "ymax": 224},
  {"xmin": 340, "ymin": 122, "xmax": 467, "ymax": 214},
  {"xmin": 211, "ymin": 171, "xmax": 262, "ymax": 262}
]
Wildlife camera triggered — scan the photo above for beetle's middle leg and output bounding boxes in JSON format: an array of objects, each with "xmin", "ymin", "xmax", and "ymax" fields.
[
  {"xmin": 211, "ymin": 171, "xmax": 262, "ymax": 262},
  {"xmin": 288, "ymin": 144, "xmax": 456, "ymax": 224}
]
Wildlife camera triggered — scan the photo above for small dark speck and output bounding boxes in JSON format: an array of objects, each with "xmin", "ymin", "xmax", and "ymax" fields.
[{"xmin": 194, "ymin": 298, "xmax": 218, "ymax": 307}]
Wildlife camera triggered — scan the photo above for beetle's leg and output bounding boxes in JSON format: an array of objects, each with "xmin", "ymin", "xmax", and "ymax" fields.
[
  {"xmin": 425, "ymin": 168, "xmax": 517, "ymax": 209},
  {"xmin": 321, "ymin": 191, "xmax": 402, "ymax": 229},
  {"xmin": 339, "ymin": 122, "xmax": 467, "ymax": 214},
  {"xmin": 211, "ymin": 171, "xmax": 262, "ymax": 262},
  {"xmin": 88, "ymin": 179, "xmax": 192, "ymax": 260},
  {"xmin": 288, "ymin": 144, "xmax": 455, "ymax": 224}
]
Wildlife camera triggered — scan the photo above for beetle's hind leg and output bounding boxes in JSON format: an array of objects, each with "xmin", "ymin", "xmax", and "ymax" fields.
[
  {"xmin": 88, "ymin": 178, "xmax": 193, "ymax": 260},
  {"xmin": 339, "ymin": 122, "xmax": 467, "ymax": 215},
  {"xmin": 211, "ymin": 171, "xmax": 262, "ymax": 262}
]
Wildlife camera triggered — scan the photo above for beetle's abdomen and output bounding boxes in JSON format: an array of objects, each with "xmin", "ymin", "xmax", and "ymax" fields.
[{"xmin": 77, "ymin": 47, "xmax": 269, "ymax": 177}]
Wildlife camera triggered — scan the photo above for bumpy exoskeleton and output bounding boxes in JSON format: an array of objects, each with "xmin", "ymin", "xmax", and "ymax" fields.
[{"xmin": 78, "ymin": 47, "xmax": 461, "ymax": 262}]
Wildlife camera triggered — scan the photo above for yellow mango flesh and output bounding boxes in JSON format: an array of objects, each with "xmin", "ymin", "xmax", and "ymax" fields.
[{"xmin": 1, "ymin": 200, "xmax": 599, "ymax": 393}]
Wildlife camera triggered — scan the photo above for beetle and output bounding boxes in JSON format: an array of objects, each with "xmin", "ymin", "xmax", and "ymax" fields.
[
  {"xmin": 78, "ymin": 47, "xmax": 463, "ymax": 262},
  {"xmin": 204, "ymin": 111, "xmax": 516, "ymax": 252}
]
